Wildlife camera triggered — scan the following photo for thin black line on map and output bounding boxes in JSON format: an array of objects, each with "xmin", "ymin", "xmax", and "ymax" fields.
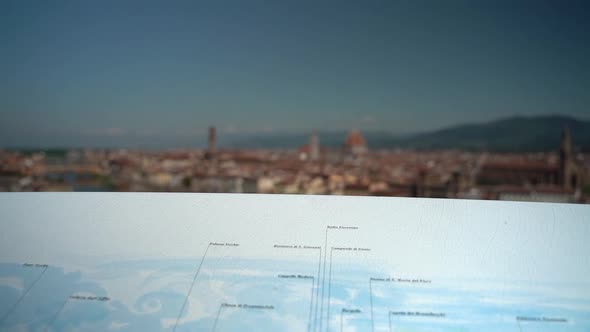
[
  {"xmin": 0, "ymin": 265, "xmax": 48, "ymax": 324},
  {"xmin": 44, "ymin": 294, "xmax": 110, "ymax": 331},
  {"xmin": 325, "ymin": 247, "xmax": 334, "ymax": 332},
  {"xmin": 369, "ymin": 278, "xmax": 374, "ymax": 332},
  {"xmin": 278, "ymin": 274, "xmax": 315, "ymax": 332},
  {"xmin": 273, "ymin": 243, "xmax": 322, "ymax": 332},
  {"xmin": 211, "ymin": 303, "xmax": 274, "ymax": 332},
  {"xmin": 319, "ymin": 226, "xmax": 362, "ymax": 332},
  {"xmin": 388, "ymin": 311, "xmax": 392, "ymax": 332},
  {"xmin": 313, "ymin": 247, "xmax": 322, "ymax": 332},
  {"xmin": 44, "ymin": 297, "xmax": 69, "ymax": 332},
  {"xmin": 318, "ymin": 227, "xmax": 329, "ymax": 332},
  {"xmin": 306, "ymin": 276, "xmax": 315, "ymax": 332},
  {"xmin": 211, "ymin": 304, "xmax": 224, "ymax": 332},
  {"xmin": 173, "ymin": 243, "xmax": 212, "ymax": 332}
]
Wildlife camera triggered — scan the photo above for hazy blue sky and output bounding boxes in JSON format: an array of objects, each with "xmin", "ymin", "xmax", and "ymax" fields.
[{"xmin": 1, "ymin": 0, "xmax": 589, "ymax": 147}]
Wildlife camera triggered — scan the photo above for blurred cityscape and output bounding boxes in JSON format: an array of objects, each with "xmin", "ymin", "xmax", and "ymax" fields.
[{"xmin": 1, "ymin": 126, "xmax": 588, "ymax": 204}]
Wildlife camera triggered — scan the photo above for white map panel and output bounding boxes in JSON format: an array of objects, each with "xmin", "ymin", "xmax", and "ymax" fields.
[{"xmin": 0, "ymin": 193, "xmax": 589, "ymax": 331}]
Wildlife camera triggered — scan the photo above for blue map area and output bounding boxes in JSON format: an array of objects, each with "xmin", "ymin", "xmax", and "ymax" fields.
[
  {"xmin": 1, "ymin": 256, "xmax": 589, "ymax": 332},
  {"xmin": 1, "ymin": 193, "xmax": 589, "ymax": 331}
]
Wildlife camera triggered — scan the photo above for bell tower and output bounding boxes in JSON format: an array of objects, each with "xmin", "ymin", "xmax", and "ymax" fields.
[
  {"xmin": 559, "ymin": 127, "xmax": 579, "ymax": 191},
  {"xmin": 559, "ymin": 126, "xmax": 572, "ymax": 166}
]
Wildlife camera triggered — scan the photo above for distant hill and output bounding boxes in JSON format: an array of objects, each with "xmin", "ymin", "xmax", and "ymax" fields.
[
  {"xmin": 6, "ymin": 115, "xmax": 589, "ymax": 152},
  {"xmin": 389, "ymin": 115, "xmax": 590, "ymax": 152},
  {"xmin": 228, "ymin": 115, "xmax": 590, "ymax": 152}
]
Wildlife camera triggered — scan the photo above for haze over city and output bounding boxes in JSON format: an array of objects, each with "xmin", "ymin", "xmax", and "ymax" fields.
[
  {"xmin": 1, "ymin": 0, "xmax": 589, "ymax": 148},
  {"xmin": 1, "ymin": 0, "xmax": 589, "ymax": 204},
  {"xmin": 2, "ymin": 4, "xmax": 590, "ymax": 331}
]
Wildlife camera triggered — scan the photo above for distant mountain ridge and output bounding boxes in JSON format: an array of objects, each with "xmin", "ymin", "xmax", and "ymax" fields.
[
  {"xmin": 390, "ymin": 115, "xmax": 590, "ymax": 152},
  {"xmin": 230, "ymin": 115, "xmax": 590, "ymax": 152},
  {"xmin": 6, "ymin": 115, "xmax": 590, "ymax": 152}
]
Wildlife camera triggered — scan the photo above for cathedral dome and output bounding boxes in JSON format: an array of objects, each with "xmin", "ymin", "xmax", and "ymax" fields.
[
  {"xmin": 344, "ymin": 129, "xmax": 368, "ymax": 155},
  {"xmin": 345, "ymin": 129, "xmax": 366, "ymax": 148}
]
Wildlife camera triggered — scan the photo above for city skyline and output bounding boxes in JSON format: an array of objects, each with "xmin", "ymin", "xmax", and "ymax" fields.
[{"xmin": 1, "ymin": 1, "xmax": 589, "ymax": 148}]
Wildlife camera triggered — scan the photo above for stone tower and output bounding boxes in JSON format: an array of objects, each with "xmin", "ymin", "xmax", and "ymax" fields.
[{"xmin": 559, "ymin": 127, "xmax": 580, "ymax": 191}]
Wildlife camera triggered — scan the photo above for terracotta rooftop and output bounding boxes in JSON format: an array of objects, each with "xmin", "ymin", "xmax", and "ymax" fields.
[
  {"xmin": 482, "ymin": 160, "xmax": 559, "ymax": 171},
  {"xmin": 344, "ymin": 129, "xmax": 366, "ymax": 147}
]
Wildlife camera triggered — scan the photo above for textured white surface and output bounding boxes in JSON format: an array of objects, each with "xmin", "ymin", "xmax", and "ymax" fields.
[
  {"xmin": 0, "ymin": 193, "xmax": 589, "ymax": 331},
  {"xmin": 1, "ymin": 193, "xmax": 588, "ymax": 281}
]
